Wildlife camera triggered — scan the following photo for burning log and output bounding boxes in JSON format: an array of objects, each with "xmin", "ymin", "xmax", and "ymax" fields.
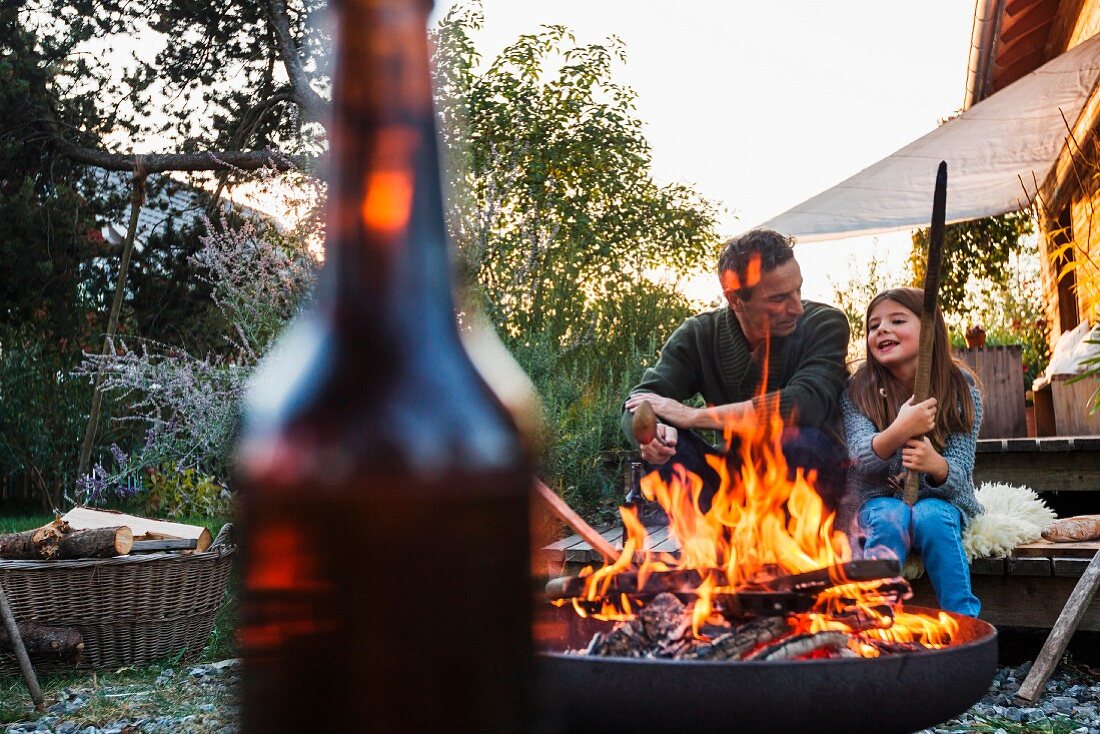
[
  {"xmin": 547, "ymin": 560, "xmax": 901, "ymax": 603},
  {"xmin": 743, "ymin": 631, "xmax": 855, "ymax": 661},
  {"xmin": 581, "ymin": 593, "xmax": 799, "ymax": 661},
  {"xmin": 681, "ymin": 617, "xmax": 790, "ymax": 661},
  {"xmin": 585, "ymin": 594, "xmax": 691, "ymax": 658},
  {"xmin": 0, "ymin": 622, "xmax": 84, "ymax": 664}
]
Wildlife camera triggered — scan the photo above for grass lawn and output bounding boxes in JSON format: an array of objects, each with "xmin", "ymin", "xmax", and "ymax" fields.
[{"xmin": 0, "ymin": 512, "xmax": 238, "ymax": 721}]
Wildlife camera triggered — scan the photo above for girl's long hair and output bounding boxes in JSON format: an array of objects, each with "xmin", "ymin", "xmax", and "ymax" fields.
[{"xmin": 847, "ymin": 287, "xmax": 977, "ymax": 449}]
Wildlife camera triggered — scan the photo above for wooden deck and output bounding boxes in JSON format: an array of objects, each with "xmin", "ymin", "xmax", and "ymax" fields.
[
  {"xmin": 974, "ymin": 436, "xmax": 1100, "ymax": 492},
  {"xmin": 910, "ymin": 540, "xmax": 1100, "ymax": 630}
]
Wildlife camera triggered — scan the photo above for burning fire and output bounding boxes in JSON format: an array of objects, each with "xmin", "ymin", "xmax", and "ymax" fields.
[{"xmin": 558, "ymin": 394, "xmax": 959, "ymax": 658}]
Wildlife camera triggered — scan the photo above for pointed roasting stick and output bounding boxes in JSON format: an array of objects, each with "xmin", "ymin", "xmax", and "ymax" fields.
[
  {"xmin": 904, "ymin": 161, "xmax": 948, "ymax": 506},
  {"xmin": 534, "ymin": 479, "xmax": 619, "ymax": 561}
]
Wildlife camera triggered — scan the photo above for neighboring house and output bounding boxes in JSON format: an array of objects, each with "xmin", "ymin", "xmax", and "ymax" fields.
[
  {"xmin": 97, "ymin": 171, "xmax": 274, "ymax": 250},
  {"xmin": 99, "ymin": 172, "xmax": 206, "ymax": 249},
  {"xmin": 966, "ymin": 0, "xmax": 1100, "ymax": 344}
]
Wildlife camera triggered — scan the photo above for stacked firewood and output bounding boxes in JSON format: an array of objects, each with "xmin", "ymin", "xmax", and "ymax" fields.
[
  {"xmin": 0, "ymin": 508, "xmax": 213, "ymax": 561},
  {"xmin": 0, "ymin": 509, "xmax": 217, "ymax": 668},
  {"xmin": 580, "ymin": 593, "xmax": 861, "ymax": 662}
]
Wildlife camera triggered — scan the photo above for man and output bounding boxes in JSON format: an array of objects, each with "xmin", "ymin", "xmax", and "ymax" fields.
[{"xmin": 622, "ymin": 228, "xmax": 850, "ymax": 512}]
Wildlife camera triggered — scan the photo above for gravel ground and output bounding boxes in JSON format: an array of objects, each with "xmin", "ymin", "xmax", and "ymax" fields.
[
  {"xmin": 3, "ymin": 653, "xmax": 1099, "ymax": 732},
  {"xmin": 2, "ymin": 661, "xmax": 239, "ymax": 734},
  {"xmin": 922, "ymin": 660, "xmax": 1100, "ymax": 733}
]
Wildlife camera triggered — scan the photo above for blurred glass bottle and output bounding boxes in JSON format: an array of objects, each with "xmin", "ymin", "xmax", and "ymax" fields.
[{"xmin": 235, "ymin": 0, "xmax": 534, "ymax": 730}]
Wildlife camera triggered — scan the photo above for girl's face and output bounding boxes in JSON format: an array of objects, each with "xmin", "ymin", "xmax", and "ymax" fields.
[{"xmin": 866, "ymin": 299, "xmax": 920, "ymax": 371}]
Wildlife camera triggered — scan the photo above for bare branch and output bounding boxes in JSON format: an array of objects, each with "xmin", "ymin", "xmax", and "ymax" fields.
[
  {"xmin": 266, "ymin": 0, "xmax": 328, "ymax": 123},
  {"xmin": 54, "ymin": 140, "xmax": 312, "ymax": 173}
]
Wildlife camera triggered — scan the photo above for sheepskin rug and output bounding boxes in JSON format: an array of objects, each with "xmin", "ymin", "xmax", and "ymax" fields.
[
  {"xmin": 901, "ymin": 482, "xmax": 1056, "ymax": 578},
  {"xmin": 963, "ymin": 482, "xmax": 1057, "ymax": 560}
]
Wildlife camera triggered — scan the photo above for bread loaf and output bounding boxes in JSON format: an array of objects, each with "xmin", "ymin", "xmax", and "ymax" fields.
[{"xmin": 1042, "ymin": 515, "xmax": 1100, "ymax": 543}]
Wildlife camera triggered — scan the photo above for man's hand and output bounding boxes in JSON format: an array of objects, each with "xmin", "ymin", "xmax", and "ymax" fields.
[
  {"xmin": 893, "ymin": 396, "xmax": 937, "ymax": 439},
  {"xmin": 901, "ymin": 437, "xmax": 948, "ymax": 484},
  {"xmin": 640, "ymin": 423, "xmax": 678, "ymax": 465},
  {"xmin": 624, "ymin": 393, "xmax": 697, "ymax": 428}
]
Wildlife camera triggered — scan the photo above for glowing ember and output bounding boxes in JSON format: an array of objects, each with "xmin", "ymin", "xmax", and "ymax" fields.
[{"xmin": 556, "ymin": 392, "xmax": 959, "ymax": 659}]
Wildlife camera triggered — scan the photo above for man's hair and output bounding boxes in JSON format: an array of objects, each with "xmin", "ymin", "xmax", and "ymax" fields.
[{"xmin": 717, "ymin": 229, "xmax": 796, "ymax": 300}]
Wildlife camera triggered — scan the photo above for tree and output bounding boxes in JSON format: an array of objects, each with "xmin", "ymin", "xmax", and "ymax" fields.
[
  {"xmin": 433, "ymin": 5, "xmax": 717, "ymax": 355},
  {"xmin": 432, "ymin": 5, "xmax": 720, "ymax": 516},
  {"xmin": 2, "ymin": 0, "xmax": 330, "ymax": 505},
  {"xmin": 909, "ymin": 212, "xmax": 1034, "ymax": 318}
]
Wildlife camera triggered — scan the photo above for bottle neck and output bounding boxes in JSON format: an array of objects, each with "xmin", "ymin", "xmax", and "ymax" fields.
[{"xmin": 323, "ymin": 0, "xmax": 456, "ymax": 340}]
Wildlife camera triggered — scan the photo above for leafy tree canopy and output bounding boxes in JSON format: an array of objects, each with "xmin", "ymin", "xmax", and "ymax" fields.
[
  {"xmin": 909, "ymin": 211, "xmax": 1035, "ymax": 317},
  {"xmin": 433, "ymin": 4, "xmax": 718, "ymax": 351}
]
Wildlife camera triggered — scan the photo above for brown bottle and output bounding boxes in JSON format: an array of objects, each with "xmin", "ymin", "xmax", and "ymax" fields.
[{"xmin": 235, "ymin": 0, "xmax": 533, "ymax": 730}]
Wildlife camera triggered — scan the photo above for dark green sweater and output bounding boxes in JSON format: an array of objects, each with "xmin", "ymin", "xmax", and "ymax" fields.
[{"xmin": 622, "ymin": 301, "xmax": 850, "ymax": 444}]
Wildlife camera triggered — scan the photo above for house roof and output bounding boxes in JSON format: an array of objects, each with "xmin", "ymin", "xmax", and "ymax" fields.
[{"xmin": 965, "ymin": 0, "xmax": 1084, "ymax": 109}]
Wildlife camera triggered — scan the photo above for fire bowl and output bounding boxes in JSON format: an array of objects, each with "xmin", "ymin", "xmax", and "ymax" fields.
[{"xmin": 534, "ymin": 605, "xmax": 997, "ymax": 734}]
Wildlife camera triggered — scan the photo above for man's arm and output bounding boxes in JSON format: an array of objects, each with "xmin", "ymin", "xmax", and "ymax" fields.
[
  {"xmin": 620, "ymin": 318, "xmax": 705, "ymax": 448},
  {"xmin": 750, "ymin": 304, "xmax": 850, "ymax": 427},
  {"xmin": 624, "ymin": 393, "xmax": 754, "ymax": 431}
]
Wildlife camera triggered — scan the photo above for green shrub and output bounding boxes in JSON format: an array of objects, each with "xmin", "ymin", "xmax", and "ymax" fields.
[{"xmin": 143, "ymin": 465, "xmax": 234, "ymax": 519}]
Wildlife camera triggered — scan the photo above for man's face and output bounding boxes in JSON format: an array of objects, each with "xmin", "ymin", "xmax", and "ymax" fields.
[{"xmin": 725, "ymin": 258, "xmax": 804, "ymax": 345}]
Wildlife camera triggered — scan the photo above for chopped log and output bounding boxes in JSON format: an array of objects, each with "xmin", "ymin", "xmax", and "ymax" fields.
[
  {"xmin": 131, "ymin": 538, "xmax": 198, "ymax": 553},
  {"xmin": 62, "ymin": 507, "xmax": 212, "ymax": 551},
  {"xmin": 743, "ymin": 630, "xmax": 852, "ymax": 661},
  {"xmin": 57, "ymin": 526, "xmax": 133, "ymax": 558},
  {"xmin": 0, "ymin": 521, "xmax": 69, "ymax": 560},
  {"xmin": 0, "ymin": 622, "xmax": 84, "ymax": 664}
]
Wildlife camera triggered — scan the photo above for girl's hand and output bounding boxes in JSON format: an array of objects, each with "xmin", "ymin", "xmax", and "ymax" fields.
[
  {"xmin": 901, "ymin": 438, "xmax": 949, "ymax": 484},
  {"xmin": 893, "ymin": 396, "xmax": 937, "ymax": 438}
]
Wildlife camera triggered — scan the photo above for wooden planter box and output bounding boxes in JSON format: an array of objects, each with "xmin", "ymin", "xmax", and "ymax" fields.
[
  {"xmin": 953, "ymin": 346, "xmax": 1027, "ymax": 438},
  {"xmin": 1033, "ymin": 374, "xmax": 1100, "ymax": 436}
]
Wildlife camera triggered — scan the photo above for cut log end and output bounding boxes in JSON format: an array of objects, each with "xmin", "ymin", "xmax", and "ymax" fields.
[{"xmin": 58, "ymin": 526, "xmax": 133, "ymax": 559}]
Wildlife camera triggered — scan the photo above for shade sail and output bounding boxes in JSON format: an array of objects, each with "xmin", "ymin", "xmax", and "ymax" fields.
[{"xmin": 758, "ymin": 34, "xmax": 1100, "ymax": 242}]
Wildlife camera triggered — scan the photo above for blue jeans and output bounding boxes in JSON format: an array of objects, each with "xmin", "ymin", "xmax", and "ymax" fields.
[{"xmin": 858, "ymin": 496, "xmax": 980, "ymax": 617}]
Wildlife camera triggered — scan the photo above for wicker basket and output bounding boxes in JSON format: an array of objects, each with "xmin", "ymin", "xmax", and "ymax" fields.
[{"xmin": 0, "ymin": 543, "xmax": 234, "ymax": 674}]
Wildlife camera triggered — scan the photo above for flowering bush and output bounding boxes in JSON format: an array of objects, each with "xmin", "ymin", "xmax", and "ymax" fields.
[{"xmin": 75, "ymin": 188, "xmax": 320, "ymax": 504}]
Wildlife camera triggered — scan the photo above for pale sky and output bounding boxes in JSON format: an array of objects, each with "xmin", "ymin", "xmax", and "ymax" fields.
[{"xmin": 431, "ymin": 0, "xmax": 977, "ymax": 304}]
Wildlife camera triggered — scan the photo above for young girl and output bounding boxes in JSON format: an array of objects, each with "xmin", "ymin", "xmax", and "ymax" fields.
[{"xmin": 842, "ymin": 287, "xmax": 983, "ymax": 617}]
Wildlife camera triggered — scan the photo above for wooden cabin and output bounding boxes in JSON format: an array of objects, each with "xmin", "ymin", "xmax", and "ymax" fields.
[{"xmin": 966, "ymin": 0, "xmax": 1100, "ymax": 343}]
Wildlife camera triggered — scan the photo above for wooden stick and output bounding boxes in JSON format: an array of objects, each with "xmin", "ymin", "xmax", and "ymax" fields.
[
  {"xmin": 533, "ymin": 479, "xmax": 619, "ymax": 561},
  {"xmin": 904, "ymin": 161, "xmax": 948, "ymax": 505},
  {"xmin": 0, "ymin": 581, "xmax": 45, "ymax": 712},
  {"xmin": 1017, "ymin": 549, "xmax": 1100, "ymax": 702}
]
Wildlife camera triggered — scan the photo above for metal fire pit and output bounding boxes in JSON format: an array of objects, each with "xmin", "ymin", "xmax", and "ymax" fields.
[{"xmin": 535, "ymin": 605, "xmax": 997, "ymax": 734}]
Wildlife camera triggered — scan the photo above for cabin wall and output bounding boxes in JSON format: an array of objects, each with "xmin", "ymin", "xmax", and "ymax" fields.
[
  {"xmin": 1035, "ymin": 1, "xmax": 1100, "ymax": 348},
  {"xmin": 1048, "ymin": 0, "xmax": 1100, "ymax": 57}
]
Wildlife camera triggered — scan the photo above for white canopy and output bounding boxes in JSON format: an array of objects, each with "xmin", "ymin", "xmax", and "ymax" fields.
[{"xmin": 759, "ymin": 34, "xmax": 1100, "ymax": 242}]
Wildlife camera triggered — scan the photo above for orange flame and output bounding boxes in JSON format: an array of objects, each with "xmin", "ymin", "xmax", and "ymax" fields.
[{"xmin": 569, "ymin": 366, "xmax": 958, "ymax": 655}]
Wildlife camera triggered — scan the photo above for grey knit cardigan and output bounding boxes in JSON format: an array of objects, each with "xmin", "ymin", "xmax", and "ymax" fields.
[{"xmin": 840, "ymin": 375, "xmax": 984, "ymax": 527}]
